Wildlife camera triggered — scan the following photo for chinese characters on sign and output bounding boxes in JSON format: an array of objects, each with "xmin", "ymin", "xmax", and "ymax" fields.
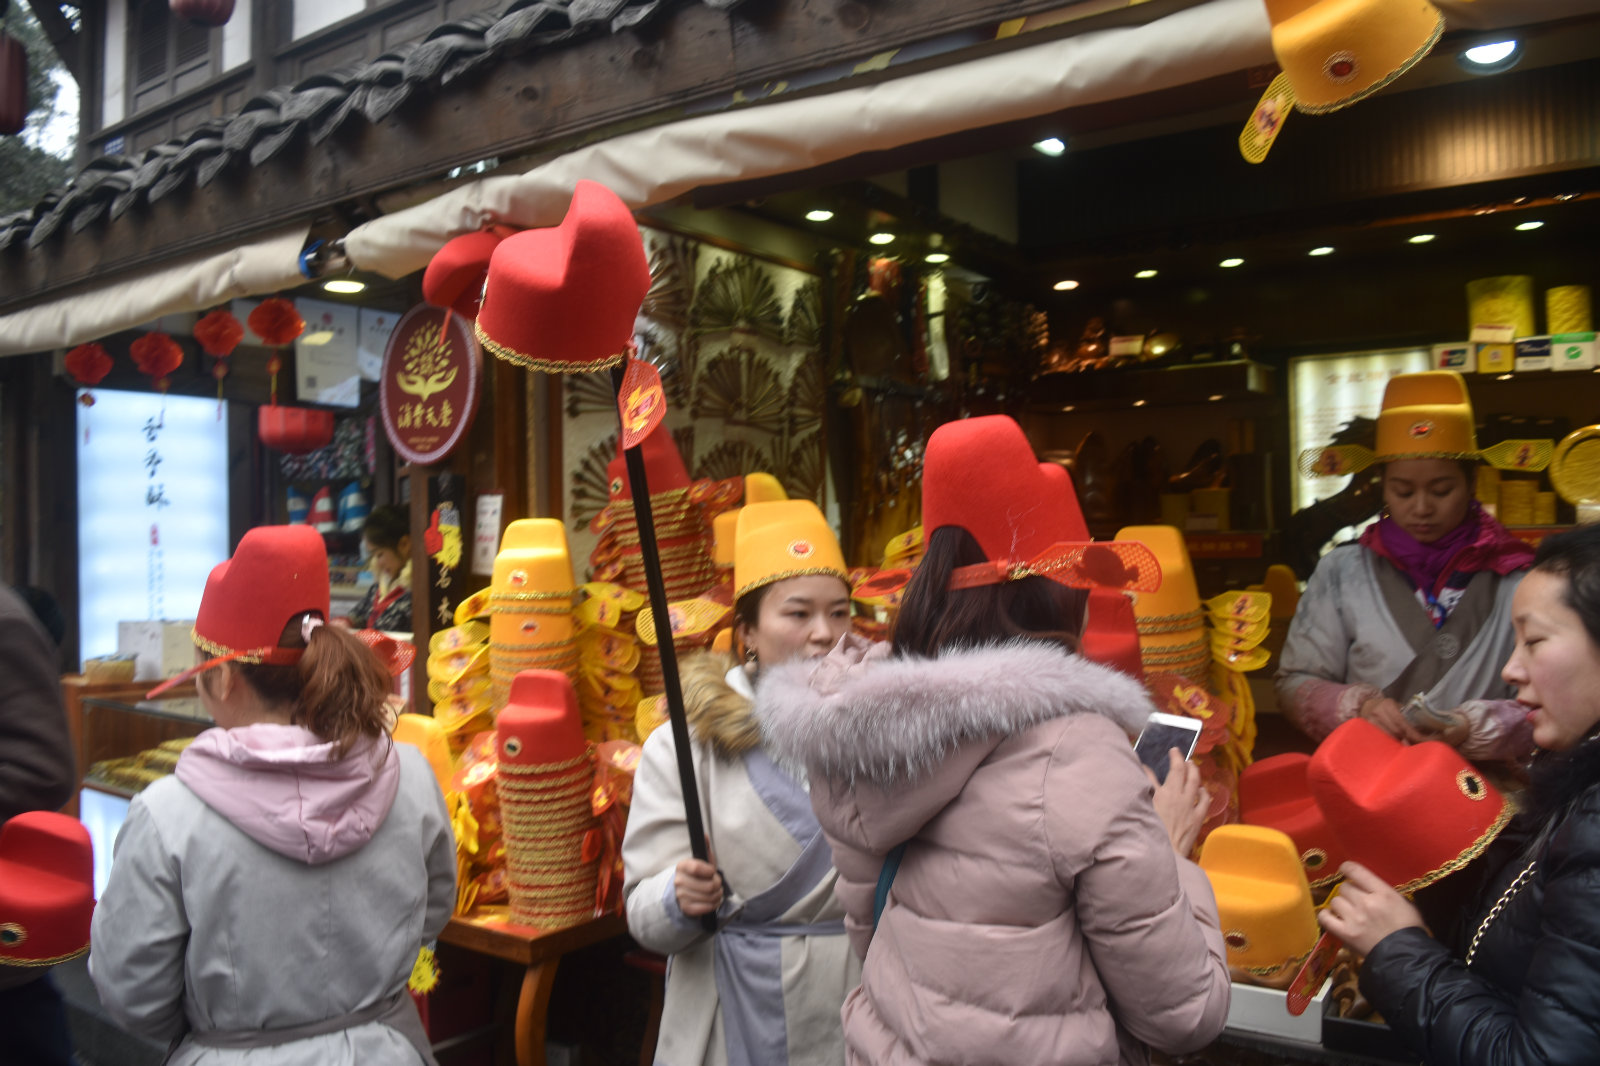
[
  {"xmin": 379, "ymin": 304, "xmax": 482, "ymax": 465},
  {"xmin": 144, "ymin": 412, "xmax": 167, "ymax": 618}
]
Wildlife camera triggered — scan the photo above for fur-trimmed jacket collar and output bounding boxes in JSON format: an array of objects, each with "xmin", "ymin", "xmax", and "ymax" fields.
[
  {"xmin": 755, "ymin": 637, "xmax": 1154, "ymax": 788},
  {"xmin": 681, "ymin": 651, "xmax": 762, "ymax": 760}
]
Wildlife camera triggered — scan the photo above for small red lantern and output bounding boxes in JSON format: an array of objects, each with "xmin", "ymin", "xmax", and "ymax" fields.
[
  {"xmin": 247, "ymin": 298, "xmax": 304, "ymax": 348},
  {"xmin": 258, "ymin": 405, "xmax": 334, "ymax": 455},
  {"xmin": 129, "ymin": 332, "xmax": 185, "ymax": 392},
  {"xmin": 0, "ymin": 32, "xmax": 27, "ymax": 138},
  {"xmin": 169, "ymin": 0, "xmax": 235, "ymax": 27},
  {"xmin": 194, "ymin": 309, "xmax": 244, "ymax": 357},
  {"xmin": 65, "ymin": 343, "xmax": 114, "ymax": 407}
]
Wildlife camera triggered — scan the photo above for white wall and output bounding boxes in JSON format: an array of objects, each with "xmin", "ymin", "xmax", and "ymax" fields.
[
  {"xmin": 294, "ymin": 0, "xmax": 366, "ymax": 39},
  {"xmin": 222, "ymin": 0, "xmax": 253, "ymax": 70},
  {"xmin": 101, "ymin": 0, "xmax": 127, "ymax": 129}
]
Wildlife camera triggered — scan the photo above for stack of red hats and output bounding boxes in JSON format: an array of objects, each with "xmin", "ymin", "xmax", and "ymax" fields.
[
  {"xmin": 0, "ymin": 811, "xmax": 95, "ymax": 968},
  {"xmin": 495, "ymin": 671, "xmax": 599, "ymax": 931}
]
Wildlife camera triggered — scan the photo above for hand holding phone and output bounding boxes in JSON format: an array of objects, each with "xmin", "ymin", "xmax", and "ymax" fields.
[{"xmin": 1132, "ymin": 712, "xmax": 1203, "ymax": 785}]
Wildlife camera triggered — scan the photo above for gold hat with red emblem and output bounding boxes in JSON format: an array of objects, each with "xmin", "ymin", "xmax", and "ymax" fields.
[
  {"xmin": 733, "ymin": 500, "xmax": 848, "ymax": 602},
  {"xmin": 1266, "ymin": 0, "xmax": 1443, "ymax": 116}
]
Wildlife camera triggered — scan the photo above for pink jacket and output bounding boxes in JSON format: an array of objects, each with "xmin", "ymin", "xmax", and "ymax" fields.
[{"xmin": 757, "ymin": 639, "xmax": 1230, "ymax": 1066}]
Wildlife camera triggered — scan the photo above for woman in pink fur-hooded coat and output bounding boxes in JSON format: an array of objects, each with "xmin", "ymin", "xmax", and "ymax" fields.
[{"xmin": 756, "ymin": 416, "xmax": 1230, "ymax": 1066}]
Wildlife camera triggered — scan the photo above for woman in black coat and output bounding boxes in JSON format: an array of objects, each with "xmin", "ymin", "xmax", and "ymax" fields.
[{"xmin": 1320, "ymin": 522, "xmax": 1600, "ymax": 1065}]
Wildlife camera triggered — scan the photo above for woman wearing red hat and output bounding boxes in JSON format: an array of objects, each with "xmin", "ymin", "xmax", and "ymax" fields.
[
  {"xmin": 757, "ymin": 415, "xmax": 1229, "ymax": 1066},
  {"xmin": 1321, "ymin": 522, "xmax": 1600, "ymax": 1065},
  {"xmin": 89, "ymin": 526, "xmax": 456, "ymax": 1065},
  {"xmin": 622, "ymin": 500, "xmax": 861, "ymax": 1066}
]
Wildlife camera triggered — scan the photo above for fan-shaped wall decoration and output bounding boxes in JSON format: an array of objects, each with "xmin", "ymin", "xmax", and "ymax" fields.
[
  {"xmin": 776, "ymin": 429, "xmax": 826, "ymax": 503},
  {"xmin": 694, "ymin": 439, "xmax": 774, "ymax": 483},
  {"xmin": 563, "ymin": 328, "xmax": 683, "ymax": 420},
  {"xmin": 570, "ymin": 433, "xmax": 619, "ymax": 532},
  {"xmin": 692, "ymin": 348, "xmax": 786, "ymax": 433},
  {"xmin": 784, "ymin": 280, "xmax": 823, "ymax": 349},
  {"xmin": 690, "ymin": 257, "xmax": 784, "ymax": 341},
  {"xmin": 786, "ymin": 356, "xmax": 826, "ymax": 429},
  {"xmin": 642, "ymin": 234, "xmax": 697, "ymax": 333}
]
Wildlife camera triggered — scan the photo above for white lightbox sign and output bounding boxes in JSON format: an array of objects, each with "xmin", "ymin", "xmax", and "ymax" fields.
[{"xmin": 77, "ymin": 389, "xmax": 230, "ymax": 665}]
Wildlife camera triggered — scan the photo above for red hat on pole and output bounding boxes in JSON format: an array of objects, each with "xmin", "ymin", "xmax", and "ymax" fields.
[
  {"xmin": 423, "ymin": 227, "xmax": 511, "ymax": 320},
  {"xmin": 475, "ymin": 181, "xmax": 651, "ymax": 374},
  {"xmin": 0, "ymin": 811, "xmax": 94, "ymax": 967}
]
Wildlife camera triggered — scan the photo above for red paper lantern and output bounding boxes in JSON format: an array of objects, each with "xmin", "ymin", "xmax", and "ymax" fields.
[
  {"xmin": 258, "ymin": 405, "xmax": 334, "ymax": 455},
  {"xmin": 65, "ymin": 343, "xmax": 114, "ymax": 407},
  {"xmin": 0, "ymin": 33, "xmax": 26, "ymax": 138},
  {"xmin": 169, "ymin": 0, "xmax": 235, "ymax": 27},
  {"xmin": 129, "ymin": 332, "xmax": 185, "ymax": 391},
  {"xmin": 248, "ymin": 298, "xmax": 304, "ymax": 347},
  {"xmin": 194, "ymin": 309, "xmax": 244, "ymax": 357}
]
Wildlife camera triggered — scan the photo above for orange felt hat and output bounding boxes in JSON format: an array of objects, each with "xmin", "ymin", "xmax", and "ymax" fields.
[
  {"xmin": 0, "ymin": 811, "xmax": 94, "ymax": 967},
  {"xmin": 1265, "ymin": 0, "xmax": 1443, "ymax": 116},
  {"xmin": 1239, "ymin": 752, "xmax": 1347, "ymax": 888},
  {"xmin": 423, "ymin": 228, "xmax": 510, "ymax": 320},
  {"xmin": 1200, "ymin": 824, "xmax": 1321, "ymax": 983},
  {"xmin": 733, "ymin": 500, "xmax": 848, "ymax": 601},
  {"xmin": 1307, "ymin": 718, "xmax": 1511, "ymax": 893},
  {"xmin": 498, "ymin": 670, "xmax": 589, "ymax": 767},
  {"xmin": 475, "ymin": 181, "xmax": 651, "ymax": 374}
]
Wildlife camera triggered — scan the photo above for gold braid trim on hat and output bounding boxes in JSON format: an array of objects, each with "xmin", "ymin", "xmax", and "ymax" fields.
[
  {"xmin": 190, "ymin": 629, "xmax": 276, "ymax": 664},
  {"xmin": 736, "ymin": 566, "xmax": 851, "ymax": 602},
  {"xmin": 1139, "ymin": 636, "xmax": 1209, "ymax": 663},
  {"xmin": 476, "ymin": 326, "xmax": 626, "ymax": 374},
  {"xmin": 490, "ymin": 638, "xmax": 578, "ymax": 652},
  {"xmin": 1374, "ymin": 449, "xmax": 1482, "ymax": 464},
  {"xmin": 0, "ymin": 944, "xmax": 89, "ymax": 968},
  {"xmin": 1237, "ymin": 942, "xmax": 1315, "ymax": 980},
  {"xmin": 498, "ymin": 751, "xmax": 591, "ymax": 775},
  {"xmin": 1393, "ymin": 797, "xmax": 1516, "ymax": 897},
  {"xmin": 496, "ymin": 763, "xmax": 593, "ymax": 788},
  {"xmin": 1137, "ymin": 610, "xmax": 1206, "ymax": 635},
  {"xmin": 1293, "ymin": 10, "xmax": 1444, "ymax": 116}
]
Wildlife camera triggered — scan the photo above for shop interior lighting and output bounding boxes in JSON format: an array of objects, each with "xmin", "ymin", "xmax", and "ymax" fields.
[
  {"xmin": 1219, "ymin": 257, "xmax": 1244, "ymax": 268},
  {"xmin": 868, "ymin": 232, "xmax": 896, "ymax": 245},
  {"xmin": 804, "ymin": 209, "xmax": 835, "ymax": 222},
  {"xmin": 1208, "ymin": 394, "xmax": 1225, "ymax": 402},
  {"xmin": 1033, "ymin": 137, "xmax": 1067, "ymax": 157},
  {"xmin": 1458, "ymin": 40, "xmax": 1522, "ymax": 75},
  {"xmin": 1515, "ymin": 220, "xmax": 1545, "ymax": 231},
  {"xmin": 1135, "ymin": 269, "xmax": 1158, "ymax": 279},
  {"xmin": 1132, "ymin": 399, "xmax": 1148, "ymax": 407},
  {"xmin": 1053, "ymin": 279, "xmax": 1080, "ymax": 291},
  {"xmin": 1060, "ymin": 405, "xmax": 1076, "ymax": 412},
  {"xmin": 1407, "ymin": 233, "xmax": 1436, "ymax": 244},
  {"xmin": 924, "ymin": 251, "xmax": 950, "ymax": 264},
  {"xmin": 322, "ymin": 279, "xmax": 365, "ymax": 294},
  {"xmin": 300, "ymin": 330, "xmax": 336, "ymax": 346},
  {"xmin": 1309, "ymin": 246, "xmax": 1335, "ymax": 256},
  {"xmin": 1497, "ymin": 374, "xmax": 1514, "ymax": 381}
]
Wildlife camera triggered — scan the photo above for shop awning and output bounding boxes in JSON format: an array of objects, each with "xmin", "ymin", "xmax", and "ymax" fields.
[{"xmin": 0, "ymin": 223, "xmax": 310, "ymax": 357}]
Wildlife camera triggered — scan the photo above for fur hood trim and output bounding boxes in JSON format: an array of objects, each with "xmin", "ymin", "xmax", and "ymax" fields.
[
  {"xmin": 755, "ymin": 639, "xmax": 1153, "ymax": 785},
  {"xmin": 681, "ymin": 651, "xmax": 760, "ymax": 759}
]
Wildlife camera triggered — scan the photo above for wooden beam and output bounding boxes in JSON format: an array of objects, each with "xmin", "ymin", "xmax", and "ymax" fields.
[{"xmin": 22, "ymin": 1, "xmax": 83, "ymax": 84}]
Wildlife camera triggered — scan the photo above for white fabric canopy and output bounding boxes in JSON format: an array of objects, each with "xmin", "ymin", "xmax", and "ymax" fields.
[{"xmin": 0, "ymin": 224, "xmax": 310, "ymax": 356}]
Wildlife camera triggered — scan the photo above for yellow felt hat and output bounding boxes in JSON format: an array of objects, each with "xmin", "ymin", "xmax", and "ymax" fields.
[
  {"xmin": 1266, "ymin": 0, "xmax": 1444, "ymax": 115},
  {"xmin": 491, "ymin": 519, "xmax": 577, "ymax": 646},
  {"xmin": 393, "ymin": 713, "xmax": 455, "ymax": 794},
  {"xmin": 713, "ymin": 473, "xmax": 790, "ymax": 567},
  {"xmin": 733, "ymin": 500, "xmax": 848, "ymax": 601},
  {"xmin": 1117, "ymin": 525, "xmax": 1207, "ymax": 682},
  {"xmin": 1200, "ymin": 824, "xmax": 1321, "ymax": 985}
]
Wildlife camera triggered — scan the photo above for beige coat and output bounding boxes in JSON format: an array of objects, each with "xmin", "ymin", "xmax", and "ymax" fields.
[{"xmin": 756, "ymin": 639, "xmax": 1230, "ymax": 1066}]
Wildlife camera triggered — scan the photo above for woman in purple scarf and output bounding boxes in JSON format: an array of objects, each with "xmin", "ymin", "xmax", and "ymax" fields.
[{"xmin": 1277, "ymin": 371, "xmax": 1538, "ymax": 762}]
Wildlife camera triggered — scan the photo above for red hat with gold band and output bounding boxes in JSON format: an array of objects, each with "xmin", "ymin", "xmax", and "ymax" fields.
[
  {"xmin": 0, "ymin": 811, "xmax": 94, "ymax": 967},
  {"xmin": 148, "ymin": 525, "xmax": 329, "ymax": 697},
  {"xmin": 1239, "ymin": 752, "xmax": 1347, "ymax": 889}
]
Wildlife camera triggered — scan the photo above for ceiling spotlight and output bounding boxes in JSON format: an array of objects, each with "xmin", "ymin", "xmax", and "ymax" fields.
[
  {"xmin": 1053, "ymin": 279, "xmax": 1080, "ymax": 291},
  {"xmin": 1459, "ymin": 40, "xmax": 1522, "ymax": 75},
  {"xmin": 1309, "ymin": 246, "xmax": 1335, "ymax": 256},
  {"xmin": 1033, "ymin": 137, "xmax": 1067, "ymax": 157},
  {"xmin": 1408, "ymin": 233, "xmax": 1436, "ymax": 244},
  {"xmin": 924, "ymin": 252, "xmax": 950, "ymax": 265},
  {"xmin": 1515, "ymin": 220, "xmax": 1545, "ymax": 232},
  {"xmin": 1208, "ymin": 394, "xmax": 1225, "ymax": 402},
  {"xmin": 1134, "ymin": 269, "xmax": 1158, "ymax": 279},
  {"xmin": 1132, "ymin": 399, "xmax": 1148, "ymax": 407},
  {"xmin": 1219, "ymin": 257, "xmax": 1244, "ymax": 268},
  {"xmin": 322, "ymin": 279, "xmax": 365, "ymax": 294},
  {"xmin": 868, "ymin": 232, "xmax": 895, "ymax": 246},
  {"xmin": 804, "ymin": 209, "xmax": 834, "ymax": 222}
]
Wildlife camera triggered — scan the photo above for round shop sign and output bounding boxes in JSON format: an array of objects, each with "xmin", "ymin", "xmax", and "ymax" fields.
[{"xmin": 380, "ymin": 303, "xmax": 483, "ymax": 465}]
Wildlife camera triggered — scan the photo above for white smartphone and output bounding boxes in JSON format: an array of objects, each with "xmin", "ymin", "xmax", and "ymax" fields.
[{"xmin": 1133, "ymin": 712, "xmax": 1203, "ymax": 784}]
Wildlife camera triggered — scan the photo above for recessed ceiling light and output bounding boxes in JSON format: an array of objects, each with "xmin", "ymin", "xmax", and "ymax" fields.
[
  {"xmin": 1033, "ymin": 137, "xmax": 1067, "ymax": 157},
  {"xmin": 1408, "ymin": 233, "xmax": 1436, "ymax": 244},
  {"xmin": 804, "ymin": 209, "xmax": 834, "ymax": 222},
  {"xmin": 1134, "ymin": 269, "xmax": 1158, "ymax": 279},
  {"xmin": 1132, "ymin": 399, "xmax": 1148, "ymax": 407},
  {"xmin": 1060, "ymin": 405, "xmax": 1076, "ymax": 412},
  {"xmin": 1497, "ymin": 373, "xmax": 1514, "ymax": 381},
  {"xmin": 1219, "ymin": 257, "xmax": 1244, "ymax": 268},
  {"xmin": 924, "ymin": 252, "xmax": 950, "ymax": 264},
  {"xmin": 868, "ymin": 232, "xmax": 895, "ymax": 246},
  {"xmin": 1309, "ymin": 246, "xmax": 1335, "ymax": 256},
  {"xmin": 1515, "ymin": 220, "xmax": 1545, "ymax": 231},
  {"xmin": 1208, "ymin": 394, "xmax": 1224, "ymax": 402},
  {"xmin": 322, "ymin": 279, "xmax": 365, "ymax": 294},
  {"xmin": 1459, "ymin": 40, "xmax": 1521, "ymax": 74},
  {"xmin": 1053, "ymin": 279, "xmax": 1080, "ymax": 291}
]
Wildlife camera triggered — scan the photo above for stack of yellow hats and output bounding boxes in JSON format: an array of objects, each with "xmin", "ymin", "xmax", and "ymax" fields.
[
  {"xmin": 1200, "ymin": 824, "xmax": 1322, "ymax": 989},
  {"xmin": 489, "ymin": 519, "xmax": 579, "ymax": 708},
  {"xmin": 574, "ymin": 581, "xmax": 647, "ymax": 743},
  {"xmin": 427, "ymin": 614, "xmax": 493, "ymax": 753}
]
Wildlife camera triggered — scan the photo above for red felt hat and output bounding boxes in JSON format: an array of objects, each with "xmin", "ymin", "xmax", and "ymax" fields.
[
  {"xmin": 1079, "ymin": 588, "xmax": 1144, "ymax": 680},
  {"xmin": 0, "ymin": 811, "xmax": 94, "ymax": 967},
  {"xmin": 1239, "ymin": 753, "xmax": 1347, "ymax": 889},
  {"xmin": 498, "ymin": 670, "xmax": 589, "ymax": 768},
  {"xmin": 923, "ymin": 415, "xmax": 1090, "ymax": 563},
  {"xmin": 475, "ymin": 181, "xmax": 651, "ymax": 374},
  {"xmin": 607, "ymin": 421, "xmax": 692, "ymax": 499},
  {"xmin": 1307, "ymin": 718, "xmax": 1511, "ymax": 893},
  {"xmin": 423, "ymin": 228, "xmax": 510, "ymax": 320}
]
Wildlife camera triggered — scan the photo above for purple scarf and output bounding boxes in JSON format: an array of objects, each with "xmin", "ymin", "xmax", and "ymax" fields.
[
  {"xmin": 1360, "ymin": 499, "xmax": 1535, "ymax": 600},
  {"xmin": 1374, "ymin": 509, "xmax": 1481, "ymax": 598}
]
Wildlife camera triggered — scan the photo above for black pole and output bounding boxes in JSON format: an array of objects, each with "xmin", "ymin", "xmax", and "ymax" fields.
[{"xmin": 611, "ymin": 362, "xmax": 717, "ymax": 933}]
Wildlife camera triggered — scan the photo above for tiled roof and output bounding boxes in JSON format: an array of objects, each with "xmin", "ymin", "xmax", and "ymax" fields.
[{"xmin": 0, "ymin": 0, "xmax": 745, "ymax": 253}]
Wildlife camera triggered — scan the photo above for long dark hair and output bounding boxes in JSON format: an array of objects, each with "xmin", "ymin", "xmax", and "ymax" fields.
[
  {"xmin": 363, "ymin": 505, "xmax": 410, "ymax": 551},
  {"xmin": 892, "ymin": 526, "xmax": 1085, "ymax": 659},
  {"xmin": 202, "ymin": 614, "xmax": 393, "ymax": 758}
]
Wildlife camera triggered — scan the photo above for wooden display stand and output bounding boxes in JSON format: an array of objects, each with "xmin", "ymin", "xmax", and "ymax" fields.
[{"xmin": 60, "ymin": 675, "xmax": 198, "ymax": 816}]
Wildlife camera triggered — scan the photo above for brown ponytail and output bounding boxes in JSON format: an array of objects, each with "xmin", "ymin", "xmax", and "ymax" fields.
[{"xmin": 235, "ymin": 617, "xmax": 393, "ymax": 758}]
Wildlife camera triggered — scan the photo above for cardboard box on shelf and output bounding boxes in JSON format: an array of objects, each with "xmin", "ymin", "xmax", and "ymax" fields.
[
  {"xmin": 1432, "ymin": 342, "xmax": 1473, "ymax": 372},
  {"xmin": 116, "ymin": 620, "xmax": 196, "ymax": 682},
  {"xmin": 1553, "ymin": 332, "xmax": 1598, "ymax": 372},
  {"xmin": 1226, "ymin": 980, "xmax": 1329, "ymax": 1044},
  {"xmin": 1513, "ymin": 336, "xmax": 1552, "ymax": 373}
]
